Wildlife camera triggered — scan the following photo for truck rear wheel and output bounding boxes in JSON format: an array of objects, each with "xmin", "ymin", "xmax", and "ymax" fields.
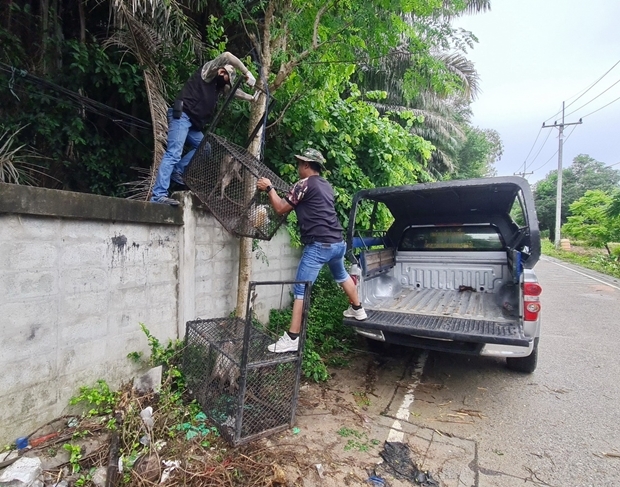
[{"xmin": 506, "ymin": 338, "xmax": 539, "ymax": 373}]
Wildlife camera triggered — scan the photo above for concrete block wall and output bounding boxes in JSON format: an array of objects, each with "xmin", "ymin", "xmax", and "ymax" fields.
[{"xmin": 0, "ymin": 184, "xmax": 299, "ymax": 444}]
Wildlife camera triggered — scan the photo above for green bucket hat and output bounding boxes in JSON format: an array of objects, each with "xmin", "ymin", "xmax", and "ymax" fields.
[{"xmin": 294, "ymin": 148, "xmax": 326, "ymax": 170}]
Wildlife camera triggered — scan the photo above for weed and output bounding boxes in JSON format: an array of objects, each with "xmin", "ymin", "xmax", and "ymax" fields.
[
  {"xmin": 69, "ymin": 380, "xmax": 117, "ymax": 417},
  {"xmin": 126, "ymin": 351, "xmax": 143, "ymax": 363},
  {"xmin": 336, "ymin": 427, "xmax": 379, "ymax": 452},
  {"xmin": 63, "ymin": 443, "xmax": 83, "ymax": 473},
  {"xmin": 138, "ymin": 322, "xmax": 183, "ymax": 369},
  {"xmin": 353, "ymin": 391, "xmax": 370, "ymax": 407},
  {"xmin": 175, "ymin": 411, "xmax": 219, "ymax": 442},
  {"xmin": 75, "ymin": 468, "xmax": 95, "ymax": 486}
]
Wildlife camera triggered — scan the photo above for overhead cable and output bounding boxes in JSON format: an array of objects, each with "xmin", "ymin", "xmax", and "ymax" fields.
[
  {"xmin": 544, "ymin": 59, "xmax": 620, "ymax": 123},
  {"xmin": 564, "ymin": 77, "xmax": 620, "ymax": 118}
]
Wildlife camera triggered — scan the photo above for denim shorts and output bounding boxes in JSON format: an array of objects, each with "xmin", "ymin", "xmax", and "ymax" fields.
[{"xmin": 294, "ymin": 241, "xmax": 348, "ymax": 299}]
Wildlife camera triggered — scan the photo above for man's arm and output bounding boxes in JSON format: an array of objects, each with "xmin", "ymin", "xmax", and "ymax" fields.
[
  {"xmin": 257, "ymin": 177, "xmax": 294, "ymax": 216},
  {"xmin": 201, "ymin": 52, "xmax": 255, "ymax": 85}
]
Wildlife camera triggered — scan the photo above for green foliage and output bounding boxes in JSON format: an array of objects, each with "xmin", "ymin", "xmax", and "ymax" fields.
[
  {"xmin": 265, "ymin": 82, "xmax": 432, "ymax": 236},
  {"xmin": 138, "ymin": 322, "xmax": 183, "ymax": 369},
  {"xmin": 63, "ymin": 443, "xmax": 83, "ymax": 473},
  {"xmin": 175, "ymin": 411, "xmax": 219, "ymax": 443},
  {"xmin": 453, "ymin": 127, "xmax": 502, "ymax": 179},
  {"xmin": 69, "ymin": 380, "xmax": 118, "ymax": 417},
  {"xmin": 534, "ymin": 154, "xmax": 620, "ymax": 239},
  {"xmin": 541, "ymin": 239, "xmax": 620, "ymax": 279},
  {"xmin": 562, "ymin": 190, "xmax": 620, "ymax": 248},
  {"xmin": 336, "ymin": 427, "xmax": 380, "ymax": 452}
]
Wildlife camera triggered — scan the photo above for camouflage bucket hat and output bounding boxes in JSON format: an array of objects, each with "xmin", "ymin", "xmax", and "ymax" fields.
[
  {"xmin": 223, "ymin": 64, "xmax": 236, "ymax": 85},
  {"xmin": 294, "ymin": 148, "xmax": 326, "ymax": 170}
]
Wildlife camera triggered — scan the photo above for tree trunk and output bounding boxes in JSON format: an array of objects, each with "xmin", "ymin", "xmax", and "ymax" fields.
[
  {"xmin": 235, "ymin": 95, "xmax": 267, "ymax": 318},
  {"xmin": 78, "ymin": 0, "xmax": 86, "ymax": 43}
]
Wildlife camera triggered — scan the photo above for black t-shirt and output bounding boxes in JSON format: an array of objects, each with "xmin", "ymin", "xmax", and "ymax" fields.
[
  {"xmin": 179, "ymin": 68, "xmax": 219, "ymax": 129},
  {"xmin": 284, "ymin": 175, "xmax": 343, "ymax": 244}
]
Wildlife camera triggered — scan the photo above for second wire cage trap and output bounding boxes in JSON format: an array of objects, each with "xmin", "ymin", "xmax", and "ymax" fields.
[
  {"xmin": 184, "ymin": 133, "xmax": 290, "ymax": 240},
  {"xmin": 182, "ymin": 280, "xmax": 311, "ymax": 446}
]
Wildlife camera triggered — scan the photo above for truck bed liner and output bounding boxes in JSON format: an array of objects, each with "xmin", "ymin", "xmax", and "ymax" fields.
[
  {"xmin": 344, "ymin": 310, "xmax": 529, "ymax": 346},
  {"xmin": 345, "ymin": 288, "xmax": 529, "ymax": 346},
  {"xmin": 372, "ymin": 287, "xmax": 513, "ymax": 322}
]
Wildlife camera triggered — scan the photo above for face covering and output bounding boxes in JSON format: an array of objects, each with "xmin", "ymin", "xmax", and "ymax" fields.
[{"xmin": 216, "ymin": 74, "xmax": 228, "ymax": 89}]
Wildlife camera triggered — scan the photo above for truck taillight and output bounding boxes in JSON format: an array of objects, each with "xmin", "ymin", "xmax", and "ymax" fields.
[
  {"xmin": 523, "ymin": 281, "xmax": 542, "ymax": 321},
  {"xmin": 524, "ymin": 282, "xmax": 542, "ymax": 296}
]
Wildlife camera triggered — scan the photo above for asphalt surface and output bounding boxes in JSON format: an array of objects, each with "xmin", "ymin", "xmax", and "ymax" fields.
[
  {"xmin": 401, "ymin": 257, "xmax": 620, "ymax": 486},
  {"xmin": 277, "ymin": 257, "xmax": 620, "ymax": 486}
]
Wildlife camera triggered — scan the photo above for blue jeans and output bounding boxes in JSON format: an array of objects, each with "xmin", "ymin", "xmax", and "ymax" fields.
[
  {"xmin": 151, "ymin": 109, "xmax": 204, "ymax": 200},
  {"xmin": 294, "ymin": 241, "xmax": 349, "ymax": 299}
]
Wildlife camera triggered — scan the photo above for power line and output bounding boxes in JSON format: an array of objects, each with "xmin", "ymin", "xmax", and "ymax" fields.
[
  {"xmin": 581, "ymin": 92, "xmax": 620, "ymax": 119},
  {"xmin": 517, "ymin": 126, "xmax": 543, "ymax": 174},
  {"xmin": 530, "ymin": 124, "xmax": 579, "ymax": 174},
  {"xmin": 565, "ymin": 77, "xmax": 620, "ymax": 117},
  {"xmin": 544, "ymin": 59, "xmax": 620, "ymax": 123},
  {"xmin": 525, "ymin": 128, "xmax": 553, "ymax": 170}
]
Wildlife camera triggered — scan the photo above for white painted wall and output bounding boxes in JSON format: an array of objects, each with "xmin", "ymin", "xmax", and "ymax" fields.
[{"xmin": 0, "ymin": 188, "xmax": 299, "ymax": 444}]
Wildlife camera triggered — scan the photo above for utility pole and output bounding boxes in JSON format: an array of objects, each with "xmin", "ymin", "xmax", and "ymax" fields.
[{"xmin": 542, "ymin": 102, "xmax": 582, "ymax": 249}]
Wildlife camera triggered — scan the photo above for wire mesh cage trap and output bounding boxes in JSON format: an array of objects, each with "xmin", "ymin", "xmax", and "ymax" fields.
[
  {"xmin": 184, "ymin": 133, "xmax": 290, "ymax": 240},
  {"xmin": 182, "ymin": 280, "xmax": 311, "ymax": 446}
]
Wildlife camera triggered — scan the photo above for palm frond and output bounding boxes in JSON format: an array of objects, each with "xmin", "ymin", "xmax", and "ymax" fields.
[
  {"xmin": 107, "ymin": 0, "xmax": 206, "ymax": 200},
  {"xmin": 436, "ymin": 52, "xmax": 480, "ymax": 100}
]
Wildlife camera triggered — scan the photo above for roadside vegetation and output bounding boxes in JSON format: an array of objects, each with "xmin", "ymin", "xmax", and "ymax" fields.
[
  {"xmin": 541, "ymin": 240, "xmax": 620, "ymax": 280},
  {"xmin": 4, "ymin": 270, "xmax": 361, "ymax": 485},
  {"xmin": 7, "ymin": 326, "xmax": 302, "ymax": 486}
]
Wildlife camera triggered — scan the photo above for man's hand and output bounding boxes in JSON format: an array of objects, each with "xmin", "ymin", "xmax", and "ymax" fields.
[
  {"xmin": 257, "ymin": 177, "xmax": 272, "ymax": 192},
  {"xmin": 245, "ymin": 71, "xmax": 256, "ymax": 87}
]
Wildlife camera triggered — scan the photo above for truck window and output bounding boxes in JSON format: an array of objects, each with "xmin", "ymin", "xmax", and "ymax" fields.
[{"xmin": 399, "ymin": 225, "xmax": 505, "ymax": 251}]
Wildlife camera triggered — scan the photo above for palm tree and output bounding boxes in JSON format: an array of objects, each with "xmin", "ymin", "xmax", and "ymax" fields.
[{"xmin": 356, "ymin": 0, "xmax": 489, "ymax": 176}]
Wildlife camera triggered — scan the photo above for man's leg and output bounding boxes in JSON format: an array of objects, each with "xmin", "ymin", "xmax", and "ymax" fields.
[
  {"xmin": 268, "ymin": 244, "xmax": 323, "ymax": 353},
  {"xmin": 340, "ymin": 276, "xmax": 362, "ymax": 306},
  {"xmin": 151, "ymin": 111, "xmax": 191, "ymax": 202},
  {"xmin": 326, "ymin": 243, "xmax": 367, "ymax": 320},
  {"xmin": 175, "ymin": 127, "xmax": 204, "ymax": 179}
]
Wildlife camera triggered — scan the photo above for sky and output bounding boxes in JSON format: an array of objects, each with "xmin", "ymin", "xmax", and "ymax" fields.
[{"xmin": 455, "ymin": 0, "xmax": 620, "ymax": 183}]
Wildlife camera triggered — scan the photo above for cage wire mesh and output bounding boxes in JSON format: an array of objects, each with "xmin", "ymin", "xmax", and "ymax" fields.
[
  {"xmin": 184, "ymin": 133, "xmax": 290, "ymax": 240},
  {"xmin": 182, "ymin": 280, "xmax": 311, "ymax": 446}
]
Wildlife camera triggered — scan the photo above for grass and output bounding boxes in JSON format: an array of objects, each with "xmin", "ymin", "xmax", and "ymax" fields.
[{"xmin": 541, "ymin": 239, "xmax": 620, "ymax": 279}]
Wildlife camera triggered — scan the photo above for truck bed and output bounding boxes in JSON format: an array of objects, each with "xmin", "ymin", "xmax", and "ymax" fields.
[
  {"xmin": 345, "ymin": 287, "xmax": 529, "ymax": 346},
  {"xmin": 373, "ymin": 287, "xmax": 513, "ymax": 323}
]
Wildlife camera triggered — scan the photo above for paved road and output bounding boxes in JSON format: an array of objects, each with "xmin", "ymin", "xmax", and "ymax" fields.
[
  {"xmin": 289, "ymin": 258, "xmax": 620, "ymax": 486},
  {"xmin": 374, "ymin": 257, "xmax": 620, "ymax": 486}
]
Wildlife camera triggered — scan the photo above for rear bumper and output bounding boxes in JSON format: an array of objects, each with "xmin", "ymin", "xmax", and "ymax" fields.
[{"xmin": 345, "ymin": 309, "xmax": 530, "ymax": 347}]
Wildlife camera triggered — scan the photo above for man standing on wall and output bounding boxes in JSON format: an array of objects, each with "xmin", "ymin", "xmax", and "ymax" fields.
[
  {"xmin": 256, "ymin": 148, "xmax": 367, "ymax": 353},
  {"xmin": 151, "ymin": 52, "xmax": 257, "ymax": 206}
]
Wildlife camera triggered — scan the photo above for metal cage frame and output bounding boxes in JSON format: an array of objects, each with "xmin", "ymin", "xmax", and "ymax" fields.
[{"xmin": 183, "ymin": 280, "xmax": 311, "ymax": 446}]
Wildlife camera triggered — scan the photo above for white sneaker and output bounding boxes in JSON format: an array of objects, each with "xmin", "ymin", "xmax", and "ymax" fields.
[
  {"xmin": 343, "ymin": 306, "xmax": 367, "ymax": 321},
  {"xmin": 267, "ymin": 332, "xmax": 299, "ymax": 353}
]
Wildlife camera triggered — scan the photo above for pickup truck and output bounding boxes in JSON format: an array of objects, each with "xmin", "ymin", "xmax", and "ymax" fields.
[{"xmin": 343, "ymin": 177, "xmax": 542, "ymax": 373}]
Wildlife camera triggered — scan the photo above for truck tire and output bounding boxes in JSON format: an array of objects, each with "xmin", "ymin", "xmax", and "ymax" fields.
[{"xmin": 506, "ymin": 338, "xmax": 539, "ymax": 373}]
